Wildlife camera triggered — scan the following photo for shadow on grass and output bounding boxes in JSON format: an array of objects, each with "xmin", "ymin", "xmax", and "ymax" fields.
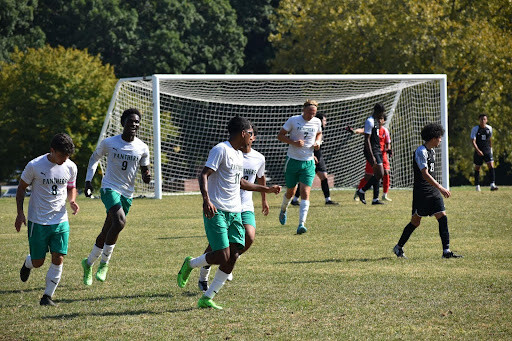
[
  {"xmin": 42, "ymin": 307, "xmax": 195, "ymax": 320},
  {"xmin": 277, "ymin": 256, "xmax": 392, "ymax": 264},
  {"xmin": 0, "ymin": 287, "xmax": 46, "ymax": 294},
  {"xmin": 157, "ymin": 235, "xmax": 204, "ymax": 240},
  {"xmin": 57, "ymin": 292, "xmax": 174, "ymax": 303}
]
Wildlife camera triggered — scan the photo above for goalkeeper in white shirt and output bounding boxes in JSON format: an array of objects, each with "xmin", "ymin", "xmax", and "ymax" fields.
[
  {"xmin": 81, "ymin": 108, "xmax": 151, "ymax": 285},
  {"xmin": 16, "ymin": 133, "xmax": 79, "ymax": 306},
  {"xmin": 177, "ymin": 116, "xmax": 281, "ymax": 310}
]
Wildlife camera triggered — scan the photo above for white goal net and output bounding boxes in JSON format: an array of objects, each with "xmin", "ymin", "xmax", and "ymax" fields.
[{"xmin": 98, "ymin": 75, "xmax": 448, "ymax": 198}]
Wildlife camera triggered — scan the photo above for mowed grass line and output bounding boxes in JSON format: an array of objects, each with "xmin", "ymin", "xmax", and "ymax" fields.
[{"xmin": 0, "ymin": 187, "xmax": 511, "ymax": 340}]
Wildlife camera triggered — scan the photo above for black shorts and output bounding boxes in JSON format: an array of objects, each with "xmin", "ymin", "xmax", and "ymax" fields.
[
  {"xmin": 364, "ymin": 149, "xmax": 383, "ymax": 165},
  {"xmin": 412, "ymin": 192, "xmax": 445, "ymax": 217},
  {"xmin": 315, "ymin": 155, "xmax": 327, "ymax": 173},
  {"xmin": 473, "ymin": 151, "xmax": 493, "ymax": 166}
]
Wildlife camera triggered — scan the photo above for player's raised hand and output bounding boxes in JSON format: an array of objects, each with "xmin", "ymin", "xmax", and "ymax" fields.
[
  {"xmin": 84, "ymin": 181, "xmax": 93, "ymax": 198},
  {"xmin": 15, "ymin": 212, "xmax": 26, "ymax": 232}
]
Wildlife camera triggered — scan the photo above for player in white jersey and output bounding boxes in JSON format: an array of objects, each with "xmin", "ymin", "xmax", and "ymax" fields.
[
  {"xmin": 15, "ymin": 133, "xmax": 79, "ymax": 306},
  {"xmin": 177, "ymin": 116, "xmax": 281, "ymax": 310},
  {"xmin": 197, "ymin": 126, "xmax": 269, "ymax": 291},
  {"xmin": 81, "ymin": 108, "xmax": 151, "ymax": 285},
  {"xmin": 277, "ymin": 99, "xmax": 322, "ymax": 234}
]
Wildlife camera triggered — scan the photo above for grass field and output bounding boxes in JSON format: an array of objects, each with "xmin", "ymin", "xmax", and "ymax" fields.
[{"xmin": 1, "ymin": 187, "xmax": 511, "ymax": 340}]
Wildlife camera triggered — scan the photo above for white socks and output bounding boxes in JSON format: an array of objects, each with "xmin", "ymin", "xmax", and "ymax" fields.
[
  {"xmin": 101, "ymin": 244, "xmax": 116, "ymax": 264},
  {"xmin": 299, "ymin": 200, "xmax": 310, "ymax": 226},
  {"xmin": 199, "ymin": 266, "xmax": 211, "ymax": 282},
  {"xmin": 190, "ymin": 254, "xmax": 209, "ymax": 268},
  {"xmin": 281, "ymin": 194, "xmax": 292, "ymax": 212},
  {"xmin": 204, "ymin": 269, "xmax": 230, "ymax": 299},
  {"xmin": 87, "ymin": 245, "xmax": 103, "ymax": 266},
  {"xmin": 24, "ymin": 254, "xmax": 34, "ymax": 269},
  {"xmin": 44, "ymin": 263, "xmax": 62, "ymax": 297}
]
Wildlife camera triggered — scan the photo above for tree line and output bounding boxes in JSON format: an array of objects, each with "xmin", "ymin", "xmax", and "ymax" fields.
[{"xmin": 1, "ymin": 0, "xmax": 511, "ymax": 186}]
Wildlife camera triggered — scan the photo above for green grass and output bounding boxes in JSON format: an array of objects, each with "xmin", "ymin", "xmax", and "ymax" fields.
[{"xmin": 1, "ymin": 187, "xmax": 511, "ymax": 340}]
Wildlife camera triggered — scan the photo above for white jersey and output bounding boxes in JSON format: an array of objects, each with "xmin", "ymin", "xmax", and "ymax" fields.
[
  {"xmin": 21, "ymin": 154, "xmax": 77, "ymax": 225},
  {"xmin": 282, "ymin": 115, "xmax": 322, "ymax": 161},
  {"xmin": 205, "ymin": 141, "xmax": 244, "ymax": 213},
  {"xmin": 86, "ymin": 135, "xmax": 150, "ymax": 198},
  {"xmin": 240, "ymin": 149, "xmax": 266, "ymax": 213}
]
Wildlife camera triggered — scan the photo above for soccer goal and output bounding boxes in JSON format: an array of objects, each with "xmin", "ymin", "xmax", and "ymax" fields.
[{"xmin": 98, "ymin": 74, "xmax": 449, "ymax": 199}]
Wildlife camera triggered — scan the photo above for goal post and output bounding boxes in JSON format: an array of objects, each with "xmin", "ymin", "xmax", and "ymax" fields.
[{"xmin": 98, "ymin": 74, "xmax": 449, "ymax": 199}]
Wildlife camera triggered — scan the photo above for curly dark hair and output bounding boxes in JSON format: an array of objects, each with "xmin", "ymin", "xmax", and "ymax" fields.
[
  {"xmin": 421, "ymin": 123, "xmax": 445, "ymax": 142},
  {"xmin": 227, "ymin": 115, "xmax": 251, "ymax": 137},
  {"xmin": 50, "ymin": 133, "xmax": 75, "ymax": 155},
  {"xmin": 121, "ymin": 108, "xmax": 141, "ymax": 126}
]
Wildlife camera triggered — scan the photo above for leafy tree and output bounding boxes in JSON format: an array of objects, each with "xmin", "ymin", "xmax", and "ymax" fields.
[
  {"xmin": 270, "ymin": 0, "xmax": 512, "ymax": 183},
  {"xmin": 0, "ymin": 0, "xmax": 45, "ymax": 61},
  {"xmin": 0, "ymin": 45, "xmax": 117, "ymax": 185}
]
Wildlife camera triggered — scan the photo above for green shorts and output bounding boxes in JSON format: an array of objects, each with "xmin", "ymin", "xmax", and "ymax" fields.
[
  {"xmin": 101, "ymin": 188, "xmax": 132, "ymax": 215},
  {"xmin": 241, "ymin": 211, "xmax": 256, "ymax": 228},
  {"xmin": 203, "ymin": 210, "xmax": 245, "ymax": 252},
  {"xmin": 284, "ymin": 157, "xmax": 316, "ymax": 188},
  {"xmin": 27, "ymin": 221, "xmax": 69, "ymax": 259}
]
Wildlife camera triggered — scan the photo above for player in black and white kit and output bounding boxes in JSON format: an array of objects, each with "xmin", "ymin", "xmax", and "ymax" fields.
[
  {"xmin": 470, "ymin": 114, "xmax": 498, "ymax": 191},
  {"xmin": 393, "ymin": 123, "xmax": 462, "ymax": 259},
  {"xmin": 355, "ymin": 103, "xmax": 386, "ymax": 205}
]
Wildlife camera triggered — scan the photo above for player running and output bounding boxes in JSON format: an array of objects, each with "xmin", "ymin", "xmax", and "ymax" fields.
[
  {"xmin": 15, "ymin": 133, "xmax": 79, "ymax": 306},
  {"xmin": 471, "ymin": 114, "xmax": 498, "ymax": 191},
  {"xmin": 82, "ymin": 108, "xmax": 151, "ymax": 285}
]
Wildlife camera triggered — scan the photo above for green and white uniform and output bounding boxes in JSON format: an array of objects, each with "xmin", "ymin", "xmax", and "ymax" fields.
[
  {"xmin": 282, "ymin": 115, "xmax": 322, "ymax": 187},
  {"xmin": 204, "ymin": 141, "xmax": 245, "ymax": 251},
  {"xmin": 21, "ymin": 154, "xmax": 77, "ymax": 258},
  {"xmin": 240, "ymin": 149, "xmax": 266, "ymax": 228},
  {"xmin": 86, "ymin": 135, "xmax": 150, "ymax": 213}
]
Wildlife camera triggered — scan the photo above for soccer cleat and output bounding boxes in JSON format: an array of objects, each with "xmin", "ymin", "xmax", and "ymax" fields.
[
  {"xmin": 40, "ymin": 294, "xmax": 56, "ymax": 306},
  {"xmin": 490, "ymin": 185, "xmax": 499, "ymax": 191},
  {"xmin": 290, "ymin": 200, "xmax": 300, "ymax": 206},
  {"xmin": 393, "ymin": 244, "xmax": 407, "ymax": 258},
  {"xmin": 82, "ymin": 258, "xmax": 93, "ymax": 286},
  {"xmin": 20, "ymin": 263, "xmax": 31, "ymax": 282},
  {"xmin": 177, "ymin": 256, "xmax": 193, "ymax": 288},
  {"xmin": 226, "ymin": 272, "xmax": 233, "ymax": 281},
  {"xmin": 95, "ymin": 262, "xmax": 109, "ymax": 282},
  {"xmin": 381, "ymin": 194, "xmax": 392, "ymax": 202},
  {"xmin": 475, "ymin": 185, "xmax": 481, "ymax": 192},
  {"xmin": 372, "ymin": 200, "xmax": 385, "ymax": 205},
  {"xmin": 356, "ymin": 190, "xmax": 366, "ymax": 204},
  {"xmin": 296, "ymin": 224, "xmax": 307, "ymax": 235},
  {"xmin": 198, "ymin": 280, "xmax": 208, "ymax": 292},
  {"xmin": 279, "ymin": 209, "xmax": 287, "ymax": 225},
  {"xmin": 325, "ymin": 200, "xmax": 339, "ymax": 206},
  {"xmin": 197, "ymin": 295, "xmax": 223, "ymax": 310},
  {"xmin": 442, "ymin": 251, "xmax": 463, "ymax": 259},
  {"xmin": 353, "ymin": 190, "xmax": 360, "ymax": 201}
]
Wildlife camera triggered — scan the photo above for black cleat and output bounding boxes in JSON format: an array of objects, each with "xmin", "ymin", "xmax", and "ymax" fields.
[
  {"xmin": 40, "ymin": 294, "xmax": 56, "ymax": 306},
  {"xmin": 20, "ymin": 263, "xmax": 31, "ymax": 282},
  {"xmin": 198, "ymin": 280, "xmax": 208, "ymax": 292},
  {"xmin": 442, "ymin": 251, "xmax": 463, "ymax": 259},
  {"xmin": 325, "ymin": 200, "xmax": 339, "ymax": 206},
  {"xmin": 490, "ymin": 185, "xmax": 499, "ymax": 191},
  {"xmin": 371, "ymin": 200, "xmax": 385, "ymax": 205},
  {"xmin": 290, "ymin": 200, "xmax": 300, "ymax": 206},
  {"xmin": 356, "ymin": 191, "xmax": 366, "ymax": 204},
  {"xmin": 393, "ymin": 244, "xmax": 407, "ymax": 258}
]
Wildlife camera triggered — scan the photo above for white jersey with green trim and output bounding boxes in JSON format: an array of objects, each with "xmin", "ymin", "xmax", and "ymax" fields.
[
  {"xmin": 205, "ymin": 141, "xmax": 244, "ymax": 213},
  {"xmin": 240, "ymin": 149, "xmax": 265, "ymax": 213},
  {"xmin": 21, "ymin": 154, "xmax": 77, "ymax": 225},
  {"xmin": 282, "ymin": 115, "xmax": 322, "ymax": 161},
  {"xmin": 86, "ymin": 135, "xmax": 150, "ymax": 198}
]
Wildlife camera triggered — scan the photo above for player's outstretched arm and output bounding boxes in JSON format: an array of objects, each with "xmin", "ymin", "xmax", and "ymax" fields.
[
  {"xmin": 241, "ymin": 178, "xmax": 281, "ymax": 194},
  {"xmin": 199, "ymin": 166, "xmax": 217, "ymax": 218},
  {"xmin": 15, "ymin": 180, "xmax": 30, "ymax": 232}
]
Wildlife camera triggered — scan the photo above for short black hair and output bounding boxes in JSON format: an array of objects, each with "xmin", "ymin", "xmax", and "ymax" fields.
[
  {"xmin": 50, "ymin": 133, "xmax": 75, "ymax": 155},
  {"xmin": 373, "ymin": 103, "xmax": 385, "ymax": 118},
  {"xmin": 478, "ymin": 114, "xmax": 487, "ymax": 119},
  {"xmin": 121, "ymin": 108, "xmax": 141, "ymax": 126},
  {"xmin": 421, "ymin": 123, "xmax": 445, "ymax": 142},
  {"xmin": 252, "ymin": 125, "xmax": 258, "ymax": 137},
  {"xmin": 227, "ymin": 115, "xmax": 251, "ymax": 137},
  {"xmin": 316, "ymin": 113, "xmax": 325, "ymax": 121}
]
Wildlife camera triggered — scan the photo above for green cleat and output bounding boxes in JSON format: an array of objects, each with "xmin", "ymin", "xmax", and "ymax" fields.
[
  {"xmin": 197, "ymin": 295, "xmax": 223, "ymax": 310},
  {"xmin": 177, "ymin": 256, "xmax": 193, "ymax": 288},
  {"xmin": 95, "ymin": 262, "xmax": 109, "ymax": 282},
  {"xmin": 82, "ymin": 258, "xmax": 93, "ymax": 286}
]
